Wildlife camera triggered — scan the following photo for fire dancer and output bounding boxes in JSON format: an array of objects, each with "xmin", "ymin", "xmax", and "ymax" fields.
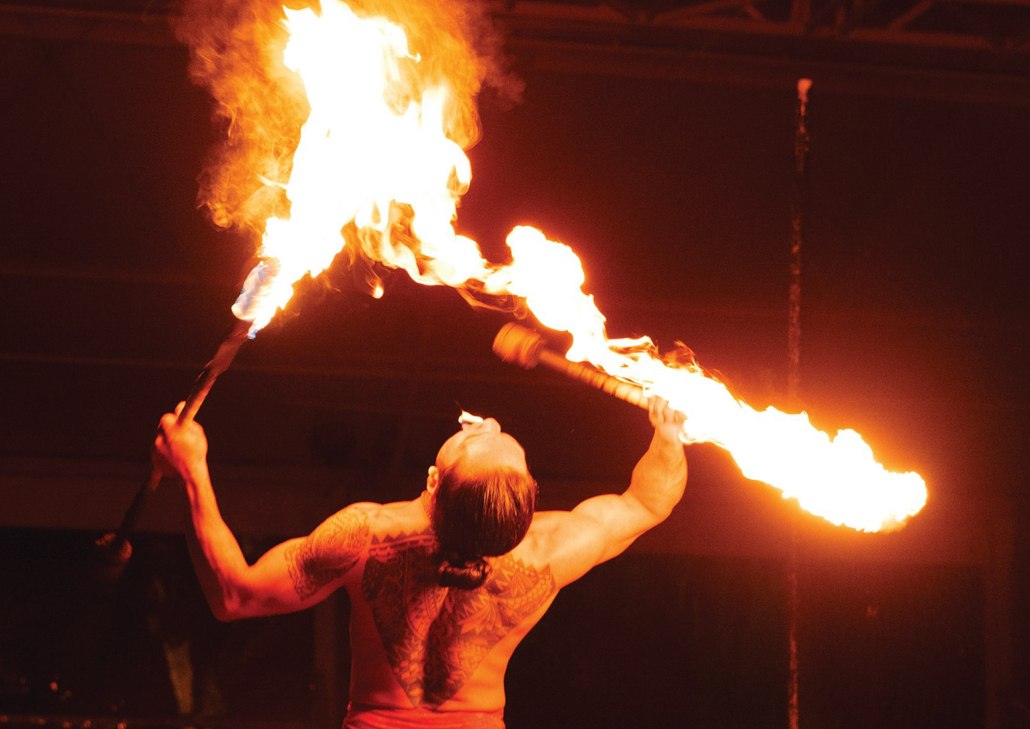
[{"xmin": 152, "ymin": 396, "xmax": 686, "ymax": 728}]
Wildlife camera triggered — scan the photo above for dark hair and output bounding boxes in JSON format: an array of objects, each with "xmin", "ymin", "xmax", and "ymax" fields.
[{"xmin": 431, "ymin": 465, "xmax": 537, "ymax": 590}]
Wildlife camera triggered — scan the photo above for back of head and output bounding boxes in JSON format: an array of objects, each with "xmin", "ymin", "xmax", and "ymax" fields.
[{"xmin": 431, "ymin": 465, "xmax": 537, "ymax": 590}]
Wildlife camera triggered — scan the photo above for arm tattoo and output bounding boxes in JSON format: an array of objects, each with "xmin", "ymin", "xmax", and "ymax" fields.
[
  {"xmin": 362, "ymin": 532, "xmax": 556, "ymax": 706},
  {"xmin": 285, "ymin": 509, "xmax": 370, "ymax": 600}
]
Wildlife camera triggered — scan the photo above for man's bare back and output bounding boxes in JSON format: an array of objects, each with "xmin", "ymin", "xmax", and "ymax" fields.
[
  {"xmin": 152, "ymin": 401, "xmax": 686, "ymax": 728},
  {"xmin": 293, "ymin": 498, "xmax": 557, "ymax": 713}
]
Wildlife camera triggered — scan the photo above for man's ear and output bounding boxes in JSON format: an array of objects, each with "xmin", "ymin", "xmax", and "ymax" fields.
[{"xmin": 426, "ymin": 465, "xmax": 440, "ymax": 493}]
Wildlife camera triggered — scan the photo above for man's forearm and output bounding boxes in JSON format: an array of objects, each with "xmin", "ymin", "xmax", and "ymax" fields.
[
  {"xmin": 181, "ymin": 466, "xmax": 253, "ymax": 620},
  {"xmin": 627, "ymin": 431, "xmax": 687, "ymax": 521}
]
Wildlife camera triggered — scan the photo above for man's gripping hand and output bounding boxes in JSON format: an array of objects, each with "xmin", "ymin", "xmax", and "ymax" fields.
[
  {"xmin": 648, "ymin": 396, "xmax": 686, "ymax": 445},
  {"xmin": 152, "ymin": 401, "xmax": 209, "ymax": 481}
]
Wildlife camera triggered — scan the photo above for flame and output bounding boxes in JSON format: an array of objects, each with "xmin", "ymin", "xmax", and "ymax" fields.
[
  {"xmin": 179, "ymin": 0, "xmax": 926, "ymax": 531},
  {"xmin": 216, "ymin": 0, "xmax": 487, "ymax": 333},
  {"xmin": 489, "ymin": 227, "xmax": 927, "ymax": 532}
]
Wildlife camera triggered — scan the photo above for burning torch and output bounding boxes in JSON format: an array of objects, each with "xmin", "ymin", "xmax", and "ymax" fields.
[
  {"xmin": 494, "ymin": 320, "xmax": 927, "ymax": 533},
  {"xmin": 493, "ymin": 322, "xmax": 648, "ymax": 410},
  {"xmin": 97, "ymin": 261, "xmax": 280, "ymax": 566}
]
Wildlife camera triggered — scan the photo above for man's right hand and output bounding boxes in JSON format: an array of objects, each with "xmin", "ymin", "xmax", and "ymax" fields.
[
  {"xmin": 648, "ymin": 396, "xmax": 686, "ymax": 445},
  {"xmin": 152, "ymin": 401, "xmax": 209, "ymax": 481}
]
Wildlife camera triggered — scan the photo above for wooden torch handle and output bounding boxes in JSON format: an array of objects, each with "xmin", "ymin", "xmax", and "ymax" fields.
[{"xmin": 492, "ymin": 323, "xmax": 648, "ymax": 409}]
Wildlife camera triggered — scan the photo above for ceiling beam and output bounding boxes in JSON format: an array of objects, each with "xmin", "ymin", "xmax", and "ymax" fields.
[{"xmin": 1, "ymin": 0, "xmax": 1028, "ymax": 104}]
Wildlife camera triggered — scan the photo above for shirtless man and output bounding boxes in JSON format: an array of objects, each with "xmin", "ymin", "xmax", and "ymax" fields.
[{"xmin": 152, "ymin": 397, "xmax": 687, "ymax": 728}]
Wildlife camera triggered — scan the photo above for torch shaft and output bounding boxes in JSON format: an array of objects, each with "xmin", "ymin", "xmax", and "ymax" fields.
[
  {"xmin": 106, "ymin": 318, "xmax": 252, "ymax": 551},
  {"xmin": 534, "ymin": 347, "xmax": 649, "ymax": 409},
  {"xmin": 175, "ymin": 317, "xmax": 252, "ymax": 424},
  {"xmin": 492, "ymin": 323, "xmax": 648, "ymax": 409}
]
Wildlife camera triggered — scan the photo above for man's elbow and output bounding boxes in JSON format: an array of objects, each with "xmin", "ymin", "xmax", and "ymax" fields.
[
  {"xmin": 644, "ymin": 499, "xmax": 677, "ymax": 524},
  {"xmin": 647, "ymin": 476, "xmax": 687, "ymax": 523},
  {"xmin": 206, "ymin": 591, "xmax": 249, "ymax": 622},
  {"xmin": 210, "ymin": 607, "xmax": 235, "ymax": 622},
  {"xmin": 208, "ymin": 600, "xmax": 240, "ymax": 622},
  {"xmin": 626, "ymin": 486, "xmax": 681, "ymax": 527}
]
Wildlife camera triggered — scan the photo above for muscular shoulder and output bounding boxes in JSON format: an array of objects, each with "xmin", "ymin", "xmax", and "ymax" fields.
[
  {"xmin": 314, "ymin": 500, "xmax": 421, "ymax": 543},
  {"xmin": 516, "ymin": 509, "xmax": 587, "ymax": 555},
  {"xmin": 283, "ymin": 499, "xmax": 427, "ymax": 600},
  {"xmin": 284, "ymin": 504, "xmax": 374, "ymax": 600},
  {"xmin": 513, "ymin": 509, "xmax": 608, "ymax": 588}
]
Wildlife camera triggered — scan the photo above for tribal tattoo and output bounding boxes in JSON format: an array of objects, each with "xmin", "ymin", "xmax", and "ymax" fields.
[
  {"xmin": 362, "ymin": 531, "xmax": 556, "ymax": 706},
  {"xmin": 285, "ymin": 508, "xmax": 370, "ymax": 599}
]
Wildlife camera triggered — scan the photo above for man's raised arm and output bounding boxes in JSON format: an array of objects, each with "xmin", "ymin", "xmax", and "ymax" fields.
[
  {"xmin": 545, "ymin": 397, "xmax": 687, "ymax": 587},
  {"xmin": 153, "ymin": 404, "xmax": 367, "ymax": 621}
]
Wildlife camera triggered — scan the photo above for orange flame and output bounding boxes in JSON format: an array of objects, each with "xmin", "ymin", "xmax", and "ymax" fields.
[{"xmin": 178, "ymin": 0, "xmax": 926, "ymax": 531}]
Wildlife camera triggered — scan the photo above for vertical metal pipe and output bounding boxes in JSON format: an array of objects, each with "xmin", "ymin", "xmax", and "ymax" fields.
[
  {"xmin": 789, "ymin": 78, "xmax": 811, "ymax": 405},
  {"xmin": 788, "ymin": 77, "xmax": 812, "ymax": 729}
]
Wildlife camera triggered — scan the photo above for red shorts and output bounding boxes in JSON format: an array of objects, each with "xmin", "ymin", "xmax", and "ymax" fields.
[{"xmin": 343, "ymin": 703, "xmax": 505, "ymax": 729}]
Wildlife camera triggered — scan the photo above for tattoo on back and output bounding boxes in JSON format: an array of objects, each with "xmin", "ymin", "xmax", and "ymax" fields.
[
  {"xmin": 285, "ymin": 509, "xmax": 370, "ymax": 600},
  {"xmin": 362, "ymin": 531, "xmax": 556, "ymax": 706}
]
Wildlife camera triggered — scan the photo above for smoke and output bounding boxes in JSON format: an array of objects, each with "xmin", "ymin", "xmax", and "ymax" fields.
[
  {"xmin": 173, "ymin": 0, "xmax": 301, "ymax": 231},
  {"xmin": 173, "ymin": 0, "xmax": 520, "ymax": 233}
]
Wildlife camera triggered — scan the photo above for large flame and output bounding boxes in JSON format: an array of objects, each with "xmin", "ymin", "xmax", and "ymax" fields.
[{"xmin": 177, "ymin": 0, "xmax": 926, "ymax": 531}]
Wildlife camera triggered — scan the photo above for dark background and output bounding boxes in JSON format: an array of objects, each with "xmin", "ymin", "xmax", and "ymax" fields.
[{"xmin": 1, "ymin": 1, "xmax": 1027, "ymax": 727}]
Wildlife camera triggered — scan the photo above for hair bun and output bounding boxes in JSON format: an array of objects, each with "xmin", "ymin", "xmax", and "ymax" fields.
[{"xmin": 437, "ymin": 556, "xmax": 491, "ymax": 590}]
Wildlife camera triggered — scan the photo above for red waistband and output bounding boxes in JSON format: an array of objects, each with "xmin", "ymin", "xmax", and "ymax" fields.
[{"xmin": 343, "ymin": 703, "xmax": 505, "ymax": 729}]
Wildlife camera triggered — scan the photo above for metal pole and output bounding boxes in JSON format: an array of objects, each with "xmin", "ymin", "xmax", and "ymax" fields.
[{"xmin": 788, "ymin": 76, "xmax": 812, "ymax": 729}]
